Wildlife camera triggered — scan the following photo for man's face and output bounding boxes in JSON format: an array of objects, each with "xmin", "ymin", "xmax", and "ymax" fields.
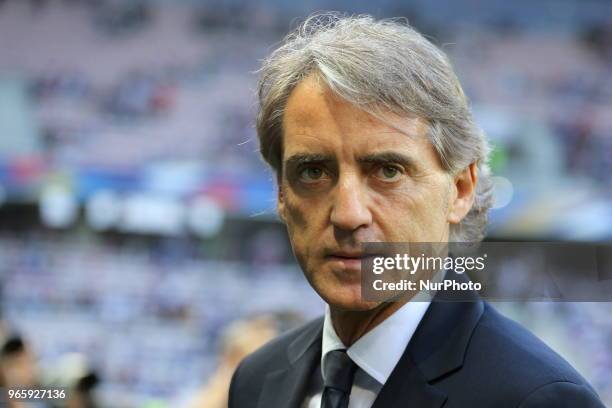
[{"xmin": 278, "ymin": 75, "xmax": 461, "ymax": 311}]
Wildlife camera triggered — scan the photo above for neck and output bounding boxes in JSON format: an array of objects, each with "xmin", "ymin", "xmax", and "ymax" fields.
[{"xmin": 329, "ymin": 301, "xmax": 406, "ymax": 346}]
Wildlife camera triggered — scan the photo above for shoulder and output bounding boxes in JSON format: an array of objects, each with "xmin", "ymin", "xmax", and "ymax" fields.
[
  {"xmin": 236, "ymin": 316, "xmax": 323, "ymax": 376},
  {"xmin": 517, "ymin": 381, "xmax": 605, "ymax": 407},
  {"xmin": 228, "ymin": 316, "xmax": 323, "ymax": 407},
  {"xmin": 453, "ymin": 302, "xmax": 603, "ymax": 407},
  {"xmin": 473, "ymin": 303, "xmax": 589, "ymax": 385}
]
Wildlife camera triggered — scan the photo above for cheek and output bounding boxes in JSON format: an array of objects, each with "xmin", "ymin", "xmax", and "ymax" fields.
[
  {"xmin": 284, "ymin": 196, "xmax": 308, "ymax": 231},
  {"xmin": 283, "ymin": 193, "xmax": 323, "ymax": 253},
  {"xmin": 283, "ymin": 184, "xmax": 333, "ymax": 233},
  {"xmin": 371, "ymin": 179, "xmax": 449, "ymax": 239},
  {"xmin": 283, "ymin": 196, "xmax": 325, "ymax": 273}
]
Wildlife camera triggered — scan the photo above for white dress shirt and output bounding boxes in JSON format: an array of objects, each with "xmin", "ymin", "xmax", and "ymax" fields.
[{"xmin": 303, "ymin": 299, "xmax": 431, "ymax": 408}]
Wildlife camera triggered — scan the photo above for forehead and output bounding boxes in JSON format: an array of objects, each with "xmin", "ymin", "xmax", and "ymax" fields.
[{"xmin": 282, "ymin": 75, "xmax": 432, "ymax": 157}]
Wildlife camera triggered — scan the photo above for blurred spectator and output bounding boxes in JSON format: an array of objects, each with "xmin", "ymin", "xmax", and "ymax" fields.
[
  {"xmin": 0, "ymin": 335, "xmax": 39, "ymax": 389},
  {"xmin": 0, "ymin": 334, "xmax": 40, "ymax": 408},
  {"xmin": 186, "ymin": 315, "xmax": 279, "ymax": 408},
  {"xmin": 65, "ymin": 371, "xmax": 100, "ymax": 408}
]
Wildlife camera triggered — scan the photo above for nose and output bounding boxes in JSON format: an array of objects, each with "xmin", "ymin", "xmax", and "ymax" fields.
[{"xmin": 330, "ymin": 174, "xmax": 372, "ymax": 232}]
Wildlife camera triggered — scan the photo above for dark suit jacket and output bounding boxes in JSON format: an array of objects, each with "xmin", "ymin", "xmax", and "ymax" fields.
[{"xmin": 229, "ymin": 283, "xmax": 605, "ymax": 407}]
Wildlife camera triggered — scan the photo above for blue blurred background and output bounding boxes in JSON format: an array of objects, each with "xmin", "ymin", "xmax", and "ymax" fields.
[{"xmin": 0, "ymin": 0, "xmax": 610, "ymax": 407}]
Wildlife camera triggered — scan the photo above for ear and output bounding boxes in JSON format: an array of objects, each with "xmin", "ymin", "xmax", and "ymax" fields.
[{"xmin": 447, "ymin": 162, "xmax": 478, "ymax": 225}]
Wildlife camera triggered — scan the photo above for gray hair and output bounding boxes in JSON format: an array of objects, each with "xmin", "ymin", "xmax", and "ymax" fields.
[{"xmin": 256, "ymin": 12, "xmax": 493, "ymax": 242}]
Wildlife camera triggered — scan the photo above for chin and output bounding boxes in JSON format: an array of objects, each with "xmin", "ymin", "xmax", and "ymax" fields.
[
  {"xmin": 332, "ymin": 299, "xmax": 381, "ymax": 312},
  {"xmin": 318, "ymin": 285, "xmax": 381, "ymax": 312},
  {"xmin": 304, "ymin": 262, "xmax": 380, "ymax": 311}
]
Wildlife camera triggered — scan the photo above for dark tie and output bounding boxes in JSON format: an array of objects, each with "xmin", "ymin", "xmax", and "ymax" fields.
[{"xmin": 321, "ymin": 350, "xmax": 358, "ymax": 408}]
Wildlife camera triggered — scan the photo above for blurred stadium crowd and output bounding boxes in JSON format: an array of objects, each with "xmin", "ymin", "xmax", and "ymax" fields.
[
  {"xmin": 0, "ymin": 0, "xmax": 610, "ymax": 407},
  {"xmin": 0, "ymin": 229, "xmax": 319, "ymax": 406}
]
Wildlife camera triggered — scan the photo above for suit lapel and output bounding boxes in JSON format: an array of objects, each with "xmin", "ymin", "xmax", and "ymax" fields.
[
  {"xmin": 258, "ymin": 318, "xmax": 323, "ymax": 408},
  {"xmin": 372, "ymin": 351, "xmax": 447, "ymax": 408},
  {"xmin": 373, "ymin": 272, "xmax": 484, "ymax": 408}
]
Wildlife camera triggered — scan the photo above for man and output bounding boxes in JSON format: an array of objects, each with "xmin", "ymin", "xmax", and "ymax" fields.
[{"xmin": 229, "ymin": 13, "xmax": 605, "ymax": 408}]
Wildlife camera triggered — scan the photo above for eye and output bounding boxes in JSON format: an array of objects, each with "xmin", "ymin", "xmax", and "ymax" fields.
[
  {"xmin": 375, "ymin": 165, "xmax": 403, "ymax": 181},
  {"xmin": 298, "ymin": 166, "xmax": 325, "ymax": 182}
]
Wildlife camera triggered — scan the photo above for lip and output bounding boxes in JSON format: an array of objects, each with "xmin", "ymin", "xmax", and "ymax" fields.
[
  {"xmin": 325, "ymin": 253, "xmax": 379, "ymax": 269},
  {"xmin": 326, "ymin": 255, "xmax": 363, "ymax": 269},
  {"xmin": 329, "ymin": 251, "xmax": 364, "ymax": 258}
]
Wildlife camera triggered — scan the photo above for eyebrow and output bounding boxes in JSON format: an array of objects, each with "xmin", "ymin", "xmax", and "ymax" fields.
[
  {"xmin": 283, "ymin": 151, "xmax": 419, "ymax": 171},
  {"xmin": 357, "ymin": 152, "xmax": 419, "ymax": 171},
  {"xmin": 284, "ymin": 153, "xmax": 334, "ymax": 169}
]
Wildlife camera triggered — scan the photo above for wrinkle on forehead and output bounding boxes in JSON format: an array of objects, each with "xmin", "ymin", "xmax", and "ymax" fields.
[{"xmin": 283, "ymin": 74, "xmax": 430, "ymax": 152}]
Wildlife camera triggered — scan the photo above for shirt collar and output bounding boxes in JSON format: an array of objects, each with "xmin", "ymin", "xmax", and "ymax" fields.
[{"xmin": 321, "ymin": 299, "xmax": 431, "ymax": 385}]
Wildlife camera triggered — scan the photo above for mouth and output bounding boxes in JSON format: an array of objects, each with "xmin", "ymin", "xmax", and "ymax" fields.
[{"xmin": 324, "ymin": 252, "xmax": 379, "ymax": 269}]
